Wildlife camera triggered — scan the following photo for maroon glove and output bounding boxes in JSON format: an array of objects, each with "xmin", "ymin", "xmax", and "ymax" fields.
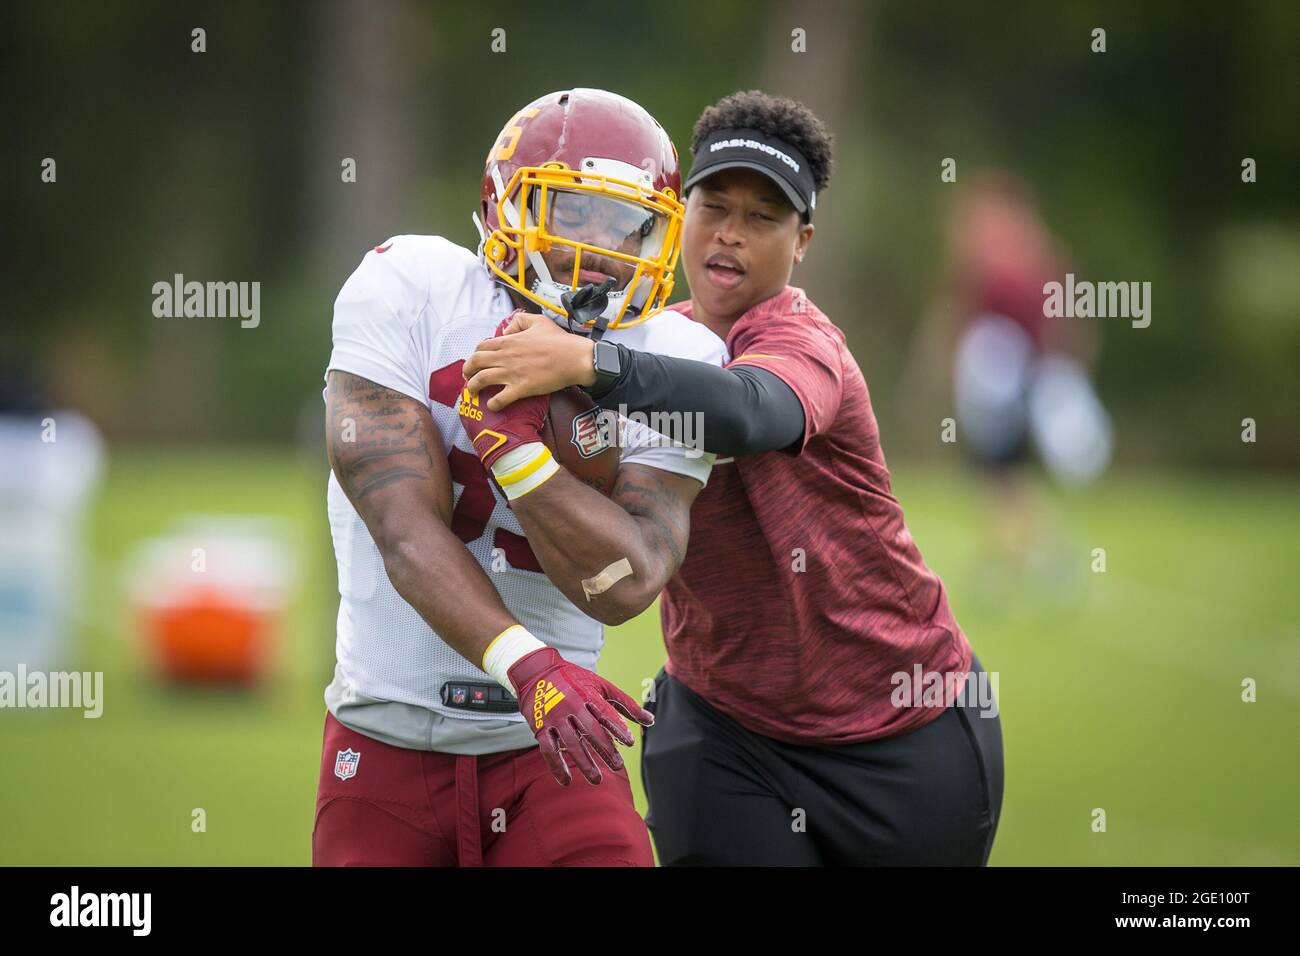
[
  {"xmin": 457, "ymin": 382, "xmax": 549, "ymax": 470},
  {"xmin": 507, "ymin": 646, "xmax": 655, "ymax": 786}
]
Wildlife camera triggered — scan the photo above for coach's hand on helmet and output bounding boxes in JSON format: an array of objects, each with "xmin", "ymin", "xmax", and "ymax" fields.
[
  {"xmin": 463, "ymin": 312, "xmax": 596, "ymax": 411},
  {"xmin": 507, "ymin": 647, "xmax": 655, "ymax": 787}
]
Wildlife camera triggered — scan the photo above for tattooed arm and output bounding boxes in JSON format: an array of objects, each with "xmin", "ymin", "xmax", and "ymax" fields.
[
  {"xmin": 325, "ymin": 369, "xmax": 518, "ymax": 667},
  {"xmin": 507, "ymin": 464, "xmax": 701, "ymax": 626}
]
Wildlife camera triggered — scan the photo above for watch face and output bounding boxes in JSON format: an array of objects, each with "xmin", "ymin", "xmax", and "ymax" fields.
[{"xmin": 595, "ymin": 342, "xmax": 620, "ymax": 376}]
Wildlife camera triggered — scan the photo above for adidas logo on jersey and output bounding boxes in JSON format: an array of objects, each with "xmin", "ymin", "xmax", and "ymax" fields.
[{"xmin": 532, "ymin": 679, "xmax": 565, "ymax": 729}]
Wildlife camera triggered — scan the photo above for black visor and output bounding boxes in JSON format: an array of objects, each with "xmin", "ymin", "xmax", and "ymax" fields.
[{"xmin": 683, "ymin": 128, "xmax": 817, "ymax": 221}]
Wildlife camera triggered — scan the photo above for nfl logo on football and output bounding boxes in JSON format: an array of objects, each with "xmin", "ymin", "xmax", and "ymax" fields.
[
  {"xmin": 570, "ymin": 408, "xmax": 617, "ymax": 459},
  {"xmin": 334, "ymin": 748, "xmax": 360, "ymax": 781}
]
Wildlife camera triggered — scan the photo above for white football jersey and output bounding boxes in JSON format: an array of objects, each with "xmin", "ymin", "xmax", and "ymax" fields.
[{"xmin": 323, "ymin": 235, "xmax": 727, "ymax": 754}]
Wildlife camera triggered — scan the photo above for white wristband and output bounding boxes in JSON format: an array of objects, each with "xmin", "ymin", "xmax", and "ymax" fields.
[
  {"xmin": 481, "ymin": 624, "xmax": 547, "ymax": 691},
  {"xmin": 490, "ymin": 442, "xmax": 560, "ymax": 500}
]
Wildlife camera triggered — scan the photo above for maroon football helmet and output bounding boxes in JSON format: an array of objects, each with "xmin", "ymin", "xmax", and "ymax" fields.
[{"xmin": 476, "ymin": 89, "xmax": 683, "ymax": 329}]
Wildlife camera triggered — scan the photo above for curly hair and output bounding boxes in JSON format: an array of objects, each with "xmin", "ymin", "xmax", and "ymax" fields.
[{"xmin": 691, "ymin": 90, "xmax": 834, "ymax": 192}]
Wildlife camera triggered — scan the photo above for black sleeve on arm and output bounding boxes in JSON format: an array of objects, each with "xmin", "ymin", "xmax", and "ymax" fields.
[{"xmin": 584, "ymin": 344, "xmax": 805, "ymax": 456}]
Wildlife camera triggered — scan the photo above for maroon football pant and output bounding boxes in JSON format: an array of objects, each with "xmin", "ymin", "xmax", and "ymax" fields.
[{"xmin": 312, "ymin": 711, "xmax": 654, "ymax": 866}]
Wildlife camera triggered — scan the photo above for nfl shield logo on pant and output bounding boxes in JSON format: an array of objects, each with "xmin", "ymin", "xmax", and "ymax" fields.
[{"xmin": 334, "ymin": 748, "xmax": 360, "ymax": 781}]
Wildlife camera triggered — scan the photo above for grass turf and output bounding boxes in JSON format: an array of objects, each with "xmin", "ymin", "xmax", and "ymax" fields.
[{"xmin": 1, "ymin": 447, "xmax": 1296, "ymax": 865}]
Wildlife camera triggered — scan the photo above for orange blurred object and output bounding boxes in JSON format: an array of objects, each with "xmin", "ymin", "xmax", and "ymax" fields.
[
  {"xmin": 125, "ymin": 517, "xmax": 295, "ymax": 687},
  {"xmin": 138, "ymin": 589, "xmax": 279, "ymax": 684}
]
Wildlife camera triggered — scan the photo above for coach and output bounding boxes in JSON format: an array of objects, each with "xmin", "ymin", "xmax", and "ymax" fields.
[{"xmin": 463, "ymin": 91, "xmax": 1004, "ymax": 865}]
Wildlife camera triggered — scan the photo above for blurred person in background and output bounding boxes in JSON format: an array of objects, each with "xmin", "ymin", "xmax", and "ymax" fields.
[
  {"xmin": 901, "ymin": 174, "xmax": 1112, "ymax": 585},
  {"xmin": 0, "ymin": 358, "xmax": 104, "ymax": 678}
]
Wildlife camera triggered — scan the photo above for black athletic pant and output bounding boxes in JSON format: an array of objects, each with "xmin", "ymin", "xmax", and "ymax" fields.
[{"xmin": 640, "ymin": 653, "xmax": 1004, "ymax": 866}]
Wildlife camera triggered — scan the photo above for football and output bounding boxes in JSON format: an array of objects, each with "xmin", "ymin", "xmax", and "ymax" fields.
[{"xmin": 540, "ymin": 387, "xmax": 619, "ymax": 496}]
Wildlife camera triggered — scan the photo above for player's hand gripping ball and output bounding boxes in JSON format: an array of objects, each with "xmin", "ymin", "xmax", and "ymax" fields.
[
  {"xmin": 456, "ymin": 383, "xmax": 548, "ymax": 469},
  {"xmin": 458, "ymin": 385, "xmax": 618, "ymax": 497}
]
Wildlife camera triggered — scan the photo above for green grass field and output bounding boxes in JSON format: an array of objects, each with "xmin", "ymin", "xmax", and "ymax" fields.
[{"xmin": 2, "ymin": 447, "xmax": 1297, "ymax": 865}]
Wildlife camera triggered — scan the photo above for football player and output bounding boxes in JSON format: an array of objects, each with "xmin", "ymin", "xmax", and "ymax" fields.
[
  {"xmin": 313, "ymin": 89, "xmax": 726, "ymax": 866},
  {"xmin": 462, "ymin": 90, "xmax": 1005, "ymax": 865}
]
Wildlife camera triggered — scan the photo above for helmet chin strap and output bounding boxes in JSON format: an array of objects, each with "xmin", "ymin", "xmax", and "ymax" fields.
[{"xmin": 472, "ymin": 210, "xmax": 487, "ymax": 249}]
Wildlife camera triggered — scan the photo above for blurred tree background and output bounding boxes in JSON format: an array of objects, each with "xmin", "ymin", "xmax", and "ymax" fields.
[{"xmin": 4, "ymin": 0, "xmax": 1298, "ymax": 466}]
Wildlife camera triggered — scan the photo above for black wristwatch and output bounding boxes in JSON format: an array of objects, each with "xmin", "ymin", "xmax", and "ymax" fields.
[{"xmin": 590, "ymin": 339, "xmax": 623, "ymax": 394}]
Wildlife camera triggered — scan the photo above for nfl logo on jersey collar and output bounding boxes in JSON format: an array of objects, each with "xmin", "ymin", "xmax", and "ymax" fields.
[{"xmin": 334, "ymin": 748, "xmax": 360, "ymax": 781}]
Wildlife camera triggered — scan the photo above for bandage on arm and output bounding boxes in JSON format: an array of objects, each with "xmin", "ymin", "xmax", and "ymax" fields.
[{"xmin": 505, "ymin": 463, "xmax": 701, "ymax": 627}]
